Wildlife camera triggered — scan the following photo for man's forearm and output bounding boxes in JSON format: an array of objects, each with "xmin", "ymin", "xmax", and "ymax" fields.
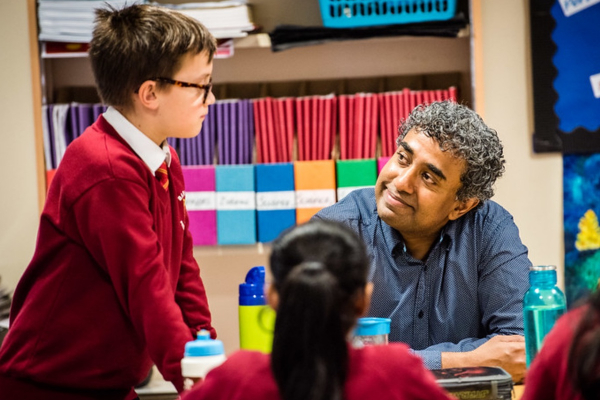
[
  {"xmin": 439, "ymin": 335, "xmax": 526, "ymax": 383},
  {"xmin": 441, "ymin": 350, "xmax": 473, "ymax": 369}
]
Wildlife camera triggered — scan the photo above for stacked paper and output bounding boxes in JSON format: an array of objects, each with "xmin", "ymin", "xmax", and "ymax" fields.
[
  {"xmin": 38, "ymin": 0, "xmax": 253, "ymax": 43},
  {"xmin": 165, "ymin": 1, "xmax": 254, "ymax": 39},
  {"xmin": 38, "ymin": 0, "xmax": 144, "ymax": 43}
]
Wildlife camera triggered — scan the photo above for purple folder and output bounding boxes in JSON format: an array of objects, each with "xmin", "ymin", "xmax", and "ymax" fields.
[
  {"xmin": 216, "ymin": 102, "xmax": 225, "ymax": 165},
  {"xmin": 77, "ymin": 104, "xmax": 93, "ymax": 137},
  {"xmin": 181, "ymin": 165, "xmax": 217, "ymax": 246},
  {"xmin": 231, "ymin": 101, "xmax": 238, "ymax": 164},
  {"xmin": 93, "ymin": 103, "xmax": 104, "ymax": 121},
  {"xmin": 46, "ymin": 104, "xmax": 57, "ymax": 169},
  {"xmin": 245, "ymin": 100, "xmax": 254, "ymax": 164},
  {"xmin": 223, "ymin": 102, "xmax": 231, "ymax": 164},
  {"xmin": 68, "ymin": 104, "xmax": 79, "ymax": 145}
]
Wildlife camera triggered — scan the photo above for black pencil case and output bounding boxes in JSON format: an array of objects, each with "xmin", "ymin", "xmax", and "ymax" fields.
[{"xmin": 431, "ymin": 366, "xmax": 514, "ymax": 400}]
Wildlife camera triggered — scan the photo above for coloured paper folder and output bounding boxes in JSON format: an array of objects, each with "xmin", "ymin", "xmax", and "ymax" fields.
[
  {"xmin": 216, "ymin": 165, "xmax": 256, "ymax": 245},
  {"xmin": 378, "ymin": 156, "xmax": 391, "ymax": 173},
  {"xmin": 294, "ymin": 160, "xmax": 336, "ymax": 224},
  {"xmin": 182, "ymin": 166, "xmax": 217, "ymax": 246},
  {"xmin": 255, "ymin": 163, "xmax": 296, "ymax": 243},
  {"xmin": 336, "ymin": 159, "xmax": 377, "ymax": 201}
]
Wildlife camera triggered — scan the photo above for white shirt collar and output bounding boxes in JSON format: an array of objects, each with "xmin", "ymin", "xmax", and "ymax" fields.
[{"xmin": 103, "ymin": 106, "xmax": 171, "ymax": 175}]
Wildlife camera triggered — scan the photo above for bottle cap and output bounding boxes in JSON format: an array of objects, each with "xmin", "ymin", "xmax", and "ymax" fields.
[
  {"xmin": 354, "ymin": 317, "xmax": 391, "ymax": 336},
  {"xmin": 530, "ymin": 265, "xmax": 557, "ymax": 271},
  {"xmin": 239, "ymin": 266, "xmax": 266, "ymax": 306},
  {"xmin": 184, "ymin": 330, "xmax": 224, "ymax": 357}
]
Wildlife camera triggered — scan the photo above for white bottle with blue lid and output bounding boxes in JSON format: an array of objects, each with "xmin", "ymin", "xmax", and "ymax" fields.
[
  {"xmin": 181, "ymin": 330, "xmax": 226, "ymax": 390},
  {"xmin": 352, "ymin": 317, "xmax": 391, "ymax": 347}
]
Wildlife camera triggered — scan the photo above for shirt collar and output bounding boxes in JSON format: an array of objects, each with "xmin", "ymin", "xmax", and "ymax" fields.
[
  {"xmin": 102, "ymin": 106, "xmax": 171, "ymax": 175},
  {"xmin": 381, "ymin": 217, "xmax": 454, "ymax": 258}
]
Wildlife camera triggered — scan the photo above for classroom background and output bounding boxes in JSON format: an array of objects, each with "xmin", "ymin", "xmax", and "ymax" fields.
[{"xmin": 0, "ymin": 0, "xmax": 563, "ymax": 354}]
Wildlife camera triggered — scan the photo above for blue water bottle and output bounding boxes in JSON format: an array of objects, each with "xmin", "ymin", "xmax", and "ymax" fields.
[
  {"xmin": 238, "ymin": 266, "xmax": 276, "ymax": 353},
  {"xmin": 523, "ymin": 265, "xmax": 567, "ymax": 367}
]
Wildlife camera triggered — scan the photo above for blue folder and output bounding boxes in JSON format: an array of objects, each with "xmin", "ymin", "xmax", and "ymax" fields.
[
  {"xmin": 216, "ymin": 165, "xmax": 256, "ymax": 245},
  {"xmin": 255, "ymin": 163, "xmax": 296, "ymax": 243}
]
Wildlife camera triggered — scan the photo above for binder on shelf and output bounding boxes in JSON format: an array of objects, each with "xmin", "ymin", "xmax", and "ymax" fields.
[
  {"xmin": 216, "ymin": 165, "xmax": 256, "ymax": 245},
  {"xmin": 378, "ymin": 156, "xmax": 391, "ymax": 173},
  {"xmin": 77, "ymin": 103, "xmax": 94, "ymax": 137},
  {"xmin": 336, "ymin": 159, "xmax": 377, "ymax": 201},
  {"xmin": 255, "ymin": 163, "xmax": 296, "ymax": 243},
  {"xmin": 182, "ymin": 166, "xmax": 217, "ymax": 246},
  {"xmin": 46, "ymin": 169, "xmax": 57, "ymax": 192},
  {"xmin": 294, "ymin": 160, "xmax": 336, "ymax": 224},
  {"xmin": 93, "ymin": 103, "xmax": 105, "ymax": 121}
]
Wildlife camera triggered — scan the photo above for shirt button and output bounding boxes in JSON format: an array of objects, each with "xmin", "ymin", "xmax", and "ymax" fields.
[{"xmin": 418, "ymin": 310, "xmax": 424, "ymax": 319}]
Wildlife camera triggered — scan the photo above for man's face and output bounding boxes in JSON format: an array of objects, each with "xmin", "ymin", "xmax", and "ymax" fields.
[{"xmin": 375, "ymin": 128, "xmax": 469, "ymax": 239}]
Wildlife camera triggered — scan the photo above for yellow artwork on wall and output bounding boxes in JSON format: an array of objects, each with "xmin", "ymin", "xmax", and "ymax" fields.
[{"xmin": 575, "ymin": 209, "xmax": 600, "ymax": 251}]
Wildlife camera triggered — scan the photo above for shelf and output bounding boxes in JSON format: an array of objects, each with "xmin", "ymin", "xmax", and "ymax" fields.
[
  {"xmin": 40, "ymin": 36, "xmax": 255, "ymax": 59},
  {"xmin": 40, "ymin": 21, "xmax": 469, "ymax": 58},
  {"xmin": 193, "ymin": 242, "xmax": 269, "ymax": 257}
]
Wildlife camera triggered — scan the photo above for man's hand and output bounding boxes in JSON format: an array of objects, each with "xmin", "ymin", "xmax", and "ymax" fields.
[{"xmin": 441, "ymin": 335, "xmax": 526, "ymax": 383}]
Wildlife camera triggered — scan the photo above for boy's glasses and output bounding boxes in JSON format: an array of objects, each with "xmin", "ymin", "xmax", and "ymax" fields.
[{"xmin": 148, "ymin": 77, "xmax": 213, "ymax": 104}]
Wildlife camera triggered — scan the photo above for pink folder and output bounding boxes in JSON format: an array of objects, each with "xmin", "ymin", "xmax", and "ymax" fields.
[{"xmin": 181, "ymin": 166, "xmax": 217, "ymax": 246}]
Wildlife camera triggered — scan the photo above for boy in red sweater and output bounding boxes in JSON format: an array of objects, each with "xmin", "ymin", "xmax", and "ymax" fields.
[{"xmin": 0, "ymin": 4, "xmax": 216, "ymax": 399}]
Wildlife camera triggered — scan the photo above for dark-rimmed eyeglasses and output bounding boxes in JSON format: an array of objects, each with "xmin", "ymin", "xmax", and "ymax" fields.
[{"xmin": 145, "ymin": 77, "xmax": 213, "ymax": 104}]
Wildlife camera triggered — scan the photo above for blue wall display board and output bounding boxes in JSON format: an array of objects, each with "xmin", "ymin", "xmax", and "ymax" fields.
[
  {"xmin": 530, "ymin": 0, "xmax": 600, "ymax": 153},
  {"xmin": 563, "ymin": 154, "xmax": 600, "ymax": 307}
]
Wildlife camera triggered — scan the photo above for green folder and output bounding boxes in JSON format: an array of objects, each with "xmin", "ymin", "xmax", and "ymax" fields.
[{"xmin": 336, "ymin": 159, "xmax": 377, "ymax": 201}]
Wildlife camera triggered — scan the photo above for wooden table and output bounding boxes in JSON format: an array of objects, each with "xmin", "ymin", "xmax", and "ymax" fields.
[
  {"xmin": 136, "ymin": 366, "xmax": 527, "ymax": 400},
  {"xmin": 513, "ymin": 384, "xmax": 524, "ymax": 399}
]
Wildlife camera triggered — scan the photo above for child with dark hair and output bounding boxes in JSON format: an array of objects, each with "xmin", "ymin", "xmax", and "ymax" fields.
[
  {"xmin": 0, "ymin": 4, "xmax": 217, "ymax": 399},
  {"xmin": 183, "ymin": 220, "xmax": 453, "ymax": 400},
  {"xmin": 522, "ymin": 289, "xmax": 600, "ymax": 400}
]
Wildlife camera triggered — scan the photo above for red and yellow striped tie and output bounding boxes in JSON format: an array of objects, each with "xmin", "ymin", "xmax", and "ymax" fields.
[{"xmin": 156, "ymin": 161, "xmax": 169, "ymax": 191}]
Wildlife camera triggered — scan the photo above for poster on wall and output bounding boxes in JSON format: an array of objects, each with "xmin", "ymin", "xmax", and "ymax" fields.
[
  {"xmin": 563, "ymin": 154, "xmax": 600, "ymax": 307},
  {"xmin": 530, "ymin": 0, "xmax": 600, "ymax": 153}
]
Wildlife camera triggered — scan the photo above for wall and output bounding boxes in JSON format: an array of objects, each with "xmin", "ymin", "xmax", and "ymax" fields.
[
  {"xmin": 0, "ymin": 0, "xmax": 565, "ymax": 354},
  {"xmin": 0, "ymin": 1, "xmax": 40, "ymax": 292},
  {"xmin": 477, "ymin": 0, "xmax": 564, "ymax": 288}
]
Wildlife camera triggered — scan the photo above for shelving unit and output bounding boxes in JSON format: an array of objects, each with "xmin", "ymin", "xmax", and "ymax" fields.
[{"xmin": 26, "ymin": 0, "xmax": 483, "ymax": 356}]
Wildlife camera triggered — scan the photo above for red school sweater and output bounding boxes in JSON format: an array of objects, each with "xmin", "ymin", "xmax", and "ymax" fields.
[
  {"xmin": 0, "ymin": 116, "xmax": 214, "ymax": 398},
  {"xmin": 183, "ymin": 343, "xmax": 454, "ymax": 400}
]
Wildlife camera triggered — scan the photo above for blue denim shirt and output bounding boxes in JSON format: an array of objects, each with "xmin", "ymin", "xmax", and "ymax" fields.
[{"xmin": 314, "ymin": 188, "xmax": 531, "ymax": 369}]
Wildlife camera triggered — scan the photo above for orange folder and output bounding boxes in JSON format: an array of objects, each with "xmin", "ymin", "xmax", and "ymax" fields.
[
  {"xmin": 294, "ymin": 160, "xmax": 336, "ymax": 224},
  {"xmin": 46, "ymin": 169, "xmax": 57, "ymax": 192}
]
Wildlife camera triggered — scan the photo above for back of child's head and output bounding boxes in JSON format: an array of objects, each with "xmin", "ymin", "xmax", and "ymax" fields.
[
  {"xmin": 89, "ymin": 4, "xmax": 216, "ymax": 108},
  {"xmin": 568, "ymin": 289, "xmax": 600, "ymax": 400},
  {"xmin": 269, "ymin": 220, "xmax": 370, "ymax": 400}
]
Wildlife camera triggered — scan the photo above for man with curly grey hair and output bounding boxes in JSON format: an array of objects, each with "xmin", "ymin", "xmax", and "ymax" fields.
[{"xmin": 315, "ymin": 101, "xmax": 530, "ymax": 383}]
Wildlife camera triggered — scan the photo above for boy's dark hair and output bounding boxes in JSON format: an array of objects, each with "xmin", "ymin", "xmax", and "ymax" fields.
[
  {"xmin": 89, "ymin": 4, "xmax": 216, "ymax": 108},
  {"xmin": 269, "ymin": 220, "xmax": 370, "ymax": 400}
]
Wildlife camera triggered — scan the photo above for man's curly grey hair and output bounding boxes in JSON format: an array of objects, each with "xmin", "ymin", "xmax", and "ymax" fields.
[{"xmin": 397, "ymin": 101, "xmax": 505, "ymax": 203}]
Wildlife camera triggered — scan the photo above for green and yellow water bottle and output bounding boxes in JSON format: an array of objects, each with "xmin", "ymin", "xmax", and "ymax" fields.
[{"xmin": 238, "ymin": 266, "xmax": 276, "ymax": 353}]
